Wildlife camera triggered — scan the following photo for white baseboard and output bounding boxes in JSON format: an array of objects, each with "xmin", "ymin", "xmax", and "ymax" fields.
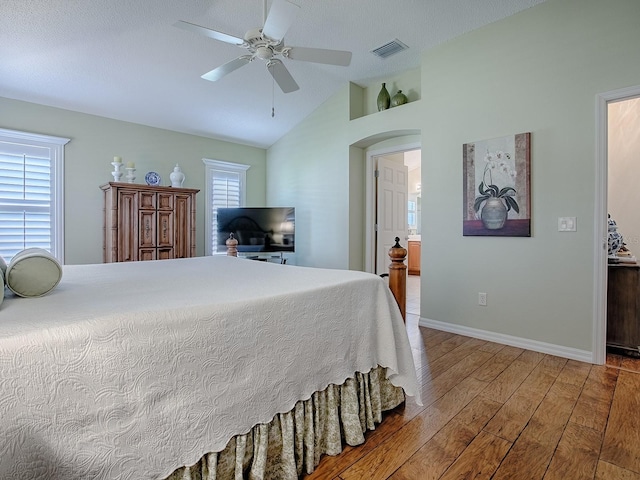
[{"xmin": 418, "ymin": 317, "xmax": 595, "ymax": 364}]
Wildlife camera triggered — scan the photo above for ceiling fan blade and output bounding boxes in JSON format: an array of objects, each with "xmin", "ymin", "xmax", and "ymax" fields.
[
  {"xmin": 202, "ymin": 56, "xmax": 252, "ymax": 82},
  {"xmin": 262, "ymin": 0, "xmax": 299, "ymax": 42},
  {"xmin": 286, "ymin": 47, "xmax": 352, "ymax": 66},
  {"xmin": 267, "ymin": 60, "xmax": 299, "ymax": 93},
  {"xmin": 173, "ymin": 20, "xmax": 245, "ymax": 46}
]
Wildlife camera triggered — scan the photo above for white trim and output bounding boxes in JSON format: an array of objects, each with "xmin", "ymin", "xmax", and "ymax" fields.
[
  {"xmin": 419, "ymin": 317, "xmax": 593, "ymax": 364},
  {"xmin": 202, "ymin": 158, "xmax": 250, "ymax": 256},
  {"xmin": 364, "ymin": 142, "xmax": 421, "ymax": 273},
  {"xmin": 203, "ymin": 158, "xmax": 251, "ymax": 173},
  {"xmin": 51, "ymin": 141, "xmax": 67, "ymax": 264},
  {"xmin": 0, "ymin": 128, "xmax": 70, "ymax": 146},
  {"xmin": 593, "ymin": 85, "xmax": 640, "ymax": 364},
  {"xmin": 0, "ymin": 128, "xmax": 70, "ymax": 263}
]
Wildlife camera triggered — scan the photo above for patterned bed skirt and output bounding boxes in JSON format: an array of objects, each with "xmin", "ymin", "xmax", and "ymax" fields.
[{"xmin": 165, "ymin": 366, "xmax": 405, "ymax": 480}]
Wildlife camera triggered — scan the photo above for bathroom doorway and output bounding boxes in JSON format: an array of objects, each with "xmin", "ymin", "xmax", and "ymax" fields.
[{"xmin": 365, "ymin": 143, "xmax": 422, "ymax": 317}]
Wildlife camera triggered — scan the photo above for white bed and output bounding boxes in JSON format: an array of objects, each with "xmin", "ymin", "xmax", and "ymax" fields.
[{"xmin": 0, "ymin": 255, "xmax": 419, "ymax": 479}]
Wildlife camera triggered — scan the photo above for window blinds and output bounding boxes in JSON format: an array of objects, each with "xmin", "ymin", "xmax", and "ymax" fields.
[
  {"xmin": 0, "ymin": 143, "xmax": 53, "ymax": 261},
  {"xmin": 210, "ymin": 168, "xmax": 241, "ymax": 253}
]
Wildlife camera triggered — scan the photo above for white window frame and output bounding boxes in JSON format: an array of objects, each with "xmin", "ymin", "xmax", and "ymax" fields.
[
  {"xmin": 203, "ymin": 158, "xmax": 250, "ymax": 256},
  {"xmin": 0, "ymin": 128, "xmax": 70, "ymax": 263}
]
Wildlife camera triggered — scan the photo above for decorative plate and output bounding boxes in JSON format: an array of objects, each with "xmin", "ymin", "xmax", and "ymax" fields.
[{"xmin": 145, "ymin": 171, "xmax": 161, "ymax": 186}]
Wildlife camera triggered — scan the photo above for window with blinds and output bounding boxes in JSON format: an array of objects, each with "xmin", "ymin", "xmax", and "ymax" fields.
[
  {"xmin": 0, "ymin": 129, "xmax": 70, "ymax": 263},
  {"xmin": 202, "ymin": 158, "xmax": 250, "ymax": 255}
]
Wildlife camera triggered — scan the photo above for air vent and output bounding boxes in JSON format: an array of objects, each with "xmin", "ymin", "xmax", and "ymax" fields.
[{"xmin": 371, "ymin": 39, "xmax": 409, "ymax": 59}]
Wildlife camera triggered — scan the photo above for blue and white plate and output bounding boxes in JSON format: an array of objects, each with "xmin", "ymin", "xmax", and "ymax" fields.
[{"xmin": 145, "ymin": 171, "xmax": 161, "ymax": 186}]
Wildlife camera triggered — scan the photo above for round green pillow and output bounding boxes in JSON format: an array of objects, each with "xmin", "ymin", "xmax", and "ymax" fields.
[{"xmin": 6, "ymin": 248, "xmax": 62, "ymax": 298}]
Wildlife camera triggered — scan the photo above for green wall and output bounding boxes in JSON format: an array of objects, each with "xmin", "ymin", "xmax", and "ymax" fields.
[
  {"xmin": 267, "ymin": 88, "xmax": 352, "ymax": 268},
  {"xmin": 267, "ymin": 0, "xmax": 640, "ymax": 355},
  {"xmin": 0, "ymin": 97, "xmax": 267, "ymax": 264},
  {"xmin": 420, "ymin": 0, "xmax": 640, "ymax": 353}
]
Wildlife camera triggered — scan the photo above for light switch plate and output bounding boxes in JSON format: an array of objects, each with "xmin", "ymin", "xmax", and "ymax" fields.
[{"xmin": 558, "ymin": 217, "xmax": 577, "ymax": 232}]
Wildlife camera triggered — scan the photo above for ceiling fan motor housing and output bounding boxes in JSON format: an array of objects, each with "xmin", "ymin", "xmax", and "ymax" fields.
[
  {"xmin": 244, "ymin": 28, "xmax": 284, "ymax": 61},
  {"xmin": 243, "ymin": 27, "xmax": 264, "ymax": 44}
]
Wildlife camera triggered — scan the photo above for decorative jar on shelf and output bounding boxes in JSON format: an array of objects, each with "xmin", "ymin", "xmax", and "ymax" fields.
[
  {"xmin": 377, "ymin": 83, "xmax": 390, "ymax": 111},
  {"xmin": 170, "ymin": 164, "xmax": 185, "ymax": 187},
  {"xmin": 391, "ymin": 90, "xmax": 408, "ymax": 107}
]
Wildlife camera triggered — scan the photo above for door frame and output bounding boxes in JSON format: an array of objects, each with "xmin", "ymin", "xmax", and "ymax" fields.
[
  {"xmin": 364, "ymin": 141, "xmax": 421, "ymax": 273},
  {"xmin": 593, "ymin": 84, "xmax": 640, "ymax": 364}
]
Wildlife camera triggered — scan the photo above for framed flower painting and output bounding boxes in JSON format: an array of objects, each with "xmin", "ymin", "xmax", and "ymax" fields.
[{"xmin": 462, "ymin": 132, "xmax": 531, "ymax": 236}]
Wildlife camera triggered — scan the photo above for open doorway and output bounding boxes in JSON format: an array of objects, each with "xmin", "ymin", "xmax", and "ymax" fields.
[
  {"xmin": 606, "ymin": 95, "xmax": 640, "ymax": 367},
  {"xmin": 594, "ymin": 85, "xmax": 640, "ymax": 365},
  {"xmin": 365, "ymin": 143, "xmax": 421, "ymax": 317}
]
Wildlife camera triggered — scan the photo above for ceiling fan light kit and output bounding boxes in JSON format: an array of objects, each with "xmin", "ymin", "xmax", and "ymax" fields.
[{"xmin": 174, "ymin": 0, "xmax": 352, "ymax": 94}]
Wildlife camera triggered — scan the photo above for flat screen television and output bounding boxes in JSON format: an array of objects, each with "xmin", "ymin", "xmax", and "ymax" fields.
[{"xmin": 216, "ymin": 207, "xmax": 295, "ymax": 253}]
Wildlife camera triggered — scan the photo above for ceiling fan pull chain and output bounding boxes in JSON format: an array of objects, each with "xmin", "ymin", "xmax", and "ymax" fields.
[{"xmin": 272, "ymin": 76, "xmax": 275, "ymax": 117}]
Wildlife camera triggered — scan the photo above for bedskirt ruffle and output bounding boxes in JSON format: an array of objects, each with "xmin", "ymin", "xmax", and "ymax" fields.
[{"xmin": 165, "ymin": 366, "xmax": 405, "ymax": 480}]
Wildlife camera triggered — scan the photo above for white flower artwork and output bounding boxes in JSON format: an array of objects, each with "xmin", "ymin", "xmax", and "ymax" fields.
[{"xmin": 463, "ymin": 133, "xmax": 531, "ymax": 237}]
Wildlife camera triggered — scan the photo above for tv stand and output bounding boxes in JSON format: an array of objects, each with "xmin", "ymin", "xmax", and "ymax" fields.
[{"xmin": 243, "ymin": 252, "xmax": 287, "ymax": 264}]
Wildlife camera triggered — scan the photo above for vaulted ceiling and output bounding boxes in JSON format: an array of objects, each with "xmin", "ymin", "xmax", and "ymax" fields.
[{"xmin": 1, "ymin": 0, "xmax": 546, "ymax": 148}]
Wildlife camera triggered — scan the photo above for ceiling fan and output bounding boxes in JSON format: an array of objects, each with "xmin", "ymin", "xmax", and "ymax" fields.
[{"xmin": 174, "ymin": 0, "xmax": 352, "ymax": 93}]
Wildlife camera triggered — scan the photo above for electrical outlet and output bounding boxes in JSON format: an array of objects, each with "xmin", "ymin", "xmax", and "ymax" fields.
[{"xmin": 478, "ymin": 292, "xmax": 487, "ymax": 306}]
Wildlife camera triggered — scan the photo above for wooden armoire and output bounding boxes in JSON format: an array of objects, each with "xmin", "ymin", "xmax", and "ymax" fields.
[{"xmin": 101, "ymin": 182, "xmax": 199, "ymax": 263}]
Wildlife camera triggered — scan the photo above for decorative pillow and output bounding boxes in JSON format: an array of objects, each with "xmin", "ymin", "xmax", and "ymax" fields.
[
  {"xmin": 6, "ymin": 248, "xmax": 63, "ymax": 298},
  {"xmin": 0, "ymin": 254, "xmax": 6, "ymax": 307},
  {"xmin": 0, "ymin": 269, "xmax": 4, "ymax": 307}
]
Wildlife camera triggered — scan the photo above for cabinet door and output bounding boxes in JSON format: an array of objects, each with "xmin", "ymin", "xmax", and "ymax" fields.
[
  {"xmin": 157, "ymin": 210, "xmax": 174, "ymax": 247},
  {"xmin": 139, "ymin": 248, "xmax": 156, "ymax": 261},
  {"xmin": 117, "ymin": 190, "xmax": 138, "ymax": 262},
  {"xmin": 173, "ymin": 193, "xmax": 192, "ymax": 258},
  {"xmin": 607, "ymin": 266, "xmax": 640, "ymax": 350},
  {"xmin": 157, "ymin": 192, "xmax": 174, "ymax": 210},
  {"xmin": 139, "ymin": 191, "xmax": 156, "ymax": 210},
  {"xmin": 157, "ymin": 248, "xmax": 174, "ymax": 260},
  {"xmin": 139, "ymin": 209, "xmax": 156, "ymax": 248}
]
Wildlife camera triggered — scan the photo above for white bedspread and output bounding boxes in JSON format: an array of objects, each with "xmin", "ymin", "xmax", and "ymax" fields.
[{"xmin": 0, "ymin": 256, "xmax": 419, "ymax": 479}]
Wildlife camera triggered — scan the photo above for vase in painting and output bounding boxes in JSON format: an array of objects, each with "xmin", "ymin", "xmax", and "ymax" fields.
[{"xmin": 481, "ymin": 197, "xmax": 507, "ymax": 230}]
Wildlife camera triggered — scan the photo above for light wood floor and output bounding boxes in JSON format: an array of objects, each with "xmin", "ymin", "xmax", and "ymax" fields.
[{"xmin": 306, "ymin": 314, "xmax": 640, "ymax": 480}]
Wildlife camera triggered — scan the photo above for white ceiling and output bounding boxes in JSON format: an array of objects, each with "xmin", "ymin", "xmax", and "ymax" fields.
[{"xmin": 1, "ymin": 0, "xmax": 546, "ymax": 149}]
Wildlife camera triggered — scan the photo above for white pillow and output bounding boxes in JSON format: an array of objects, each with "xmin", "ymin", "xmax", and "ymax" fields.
[
  {"xmin": 0, "ymin": 254, "xmax": 6, "ymax": 277},
  {"xmin": 6, "ymin": 248, "xmax": 63, "ymax": 298}
]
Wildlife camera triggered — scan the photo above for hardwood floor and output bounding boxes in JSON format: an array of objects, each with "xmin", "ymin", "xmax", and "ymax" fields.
[{"xmin": 306, "ymin": 314, "xmax": 640, "ymax": 479}]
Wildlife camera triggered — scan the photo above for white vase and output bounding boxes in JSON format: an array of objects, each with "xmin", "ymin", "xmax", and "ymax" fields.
[{"xmin": 170, "ymin": 164, "xmax": 185, "ymax": 187}]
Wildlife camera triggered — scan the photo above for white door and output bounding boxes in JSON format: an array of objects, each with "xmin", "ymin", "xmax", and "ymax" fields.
[{"xmin": 376, "ymin": 156, "xmax": 408, "ymax": 275}]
